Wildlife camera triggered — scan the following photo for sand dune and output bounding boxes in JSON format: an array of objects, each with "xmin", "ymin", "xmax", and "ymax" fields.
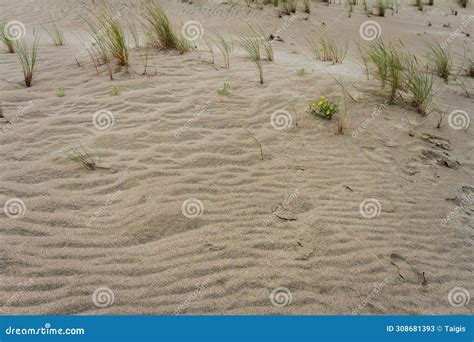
[{"xmin": 0, "ymin": 0, "xmax": 473, "ymax": 315}]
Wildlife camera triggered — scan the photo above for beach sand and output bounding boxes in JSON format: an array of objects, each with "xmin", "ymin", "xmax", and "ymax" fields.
[{"xmin": 0, "ymin": 0, "xmax": 473, "ymax": 315}]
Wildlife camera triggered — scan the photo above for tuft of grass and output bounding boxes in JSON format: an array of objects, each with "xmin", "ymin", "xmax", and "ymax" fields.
[
  {"xmin": 56, "ymin": 88, "xmax": 65, "ymax": 97},
  {"xmin": 427, "ymin": 41, "xmax": 452, "ymax": 82},
  {"xmin": 307, "ymin": 31, "xmax": 347, "ymax": 64},
  {"xmin": 460, "ymin": 0, "xmax": 469, "ymax": 8},
  {"xmin": 217, "ymin": 83, "xmax": 230, "ymax": 95},
  {"xmin": 84, "ymin": 7, "xmax": 129, "ymax": 66},
  {"xmin": 239, "ymin": 28, "xmax": 265, "ymax": 84},
  {"xmin": 203, "ymin": 37, "xmax": 215, "ymax": 64},
  {"xmin": 405, "ymin": 58, "xmax": 433, "ymax": 115},
  {"xmin": 144, "ymin": 1, "xmax": 190, "ymax": 53},
  {"xmin": 297, "ymin": 67, "xmax": 306, "ymax": 75},
  {"xmin": 215, "ymin": 33, "xmax": 233, "ymax": 69},
  {"xmin": 111, "ymin": 85, "xmax": 120, "ymax": 96},
  {"xmin": 303, "ymin": 0, "xmax": 311, "ymax": 13},
  {"xmin": 361, "ymin": 40, "xmax": 406, "ymax": 103},
  {"xmin": 280, "ymin": 0, "xmax": 297, "ymax": 15},
  {"xmin": 13, "ymin": 35, "xmax": 40, "ymax": 87},
  {"xmin": 42, "ymin": 18, "xmax": 65, "ymax": 46},
  {"xmin": 0, "ymin": 23, "xmax": 15, "ymax": 53},
  {"xmin": 66, "ymin": 144, "xmax": 98, "ymax": 170},
  {"xmin": 375, "ymin": 0, "xmax": 387, "ymax": 16},
  {"xmin": 415, "ymin": 0, "xmax": 423, "ymax": 11}
]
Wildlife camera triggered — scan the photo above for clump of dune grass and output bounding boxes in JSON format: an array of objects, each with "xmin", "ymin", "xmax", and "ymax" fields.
[
  {"xmin": 467, "ymin": 57, "xmax": 474, "ymax": 77},
  {"xmin": 203, "ymin": 37, "xmax": 215, "ymax": 64},
  {"xmin": 307, "ymin": 31, "xmax": 347, "ymax": 64},
  {"xmin": 280, "ymin": 0, "xmax": 297, "ymax": 15},
  {"xmin": 405, "ymin": 58, "xmax": 433, "ymax": 115},
  {"xmin": 415, "ymin": 0, "xmax": 423, "ymax": 11},
  {"xmin": 460, "ymin": 0, "xmax": 469, "ymax": 8},
  {"xmin": 215, "ymin": 33, "xmax": 233, "ymax": 69},
  {"xmin": 303, "ymin": 0, "xmax": 311, "ymax": 13},
  {"xmin": 84, "ymin": 7, "xmax": 129, "ymax": 66},
  {"xmin": 42, "ymin": 18, "xmax": 65, "ymax": 46},
  {"xmin": 13, "ymin": 35, "xmax": 40, "ymax": 87},
  {"xmin": 375, "ymin": 0, "xmax": 387, "ymax": 16},
  {"xmin": 427, "ymin": 41, "xmax": 452, "ymax": 82},
  {"xmin": 297, "ymin": 67, "xmax": 305, "ymax": 75},
  {"xmin": 0, "ymin": 23, "xmax": 15, "ymax": 53},
  {"xmin": 66, "ymin": 144, "xmax": 98, "ymax": 170},
  {"xmin": 361, "ymin": 40, "xmax": 406, "ymax": 103},
  {"xmin": 144, "ymin": 1, "xmax": 190, "ymax": 53},
  {"xmin": 239, "ymin": 29, "xmax": 265, "ymax": 84}
]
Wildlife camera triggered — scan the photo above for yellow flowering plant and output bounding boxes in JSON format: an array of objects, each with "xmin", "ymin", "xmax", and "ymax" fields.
[{"xmin": 307, "ymin": 96, "xmax": 338, "ymax": 119}]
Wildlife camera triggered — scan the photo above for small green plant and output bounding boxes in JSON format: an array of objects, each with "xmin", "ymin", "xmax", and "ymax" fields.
[
  {"xmin": 42, "ymin": 19, "xmax": 65, "ymax": 46},
  {"xmin": 56, "ymin": 88, "xmax": 65, "ymax": 97},
  {"xmin": 297, "ymin": 68, "xmax": 306, "ymax": 75},
  {"xmin": 0, "ymin": 23, "xmax": 15, "ymax": 52},
  {"xmin": 111, "ymin": 85, "xmax": 120, "ymax": 96},
  {"xmin": 415, "ymin": 0, "xmax": 423, "ymax": 11},
  {"xmin": 14, "ymin": 35, "xmax": 40, "ymax": 87},
  {"xmin": 239, "ymin": 28, "xmax": 266, "ymax": 84},
  {"xmin": 460, "ymin": 0, "xmax": 469, "ymax": 8},
  {"xmin": 217, "ymin": 83, "xmax": 230, "ymax": 95},
  {"xmin": 307, "ymin": 96, "xmax": 338, "ymax": 119}
]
